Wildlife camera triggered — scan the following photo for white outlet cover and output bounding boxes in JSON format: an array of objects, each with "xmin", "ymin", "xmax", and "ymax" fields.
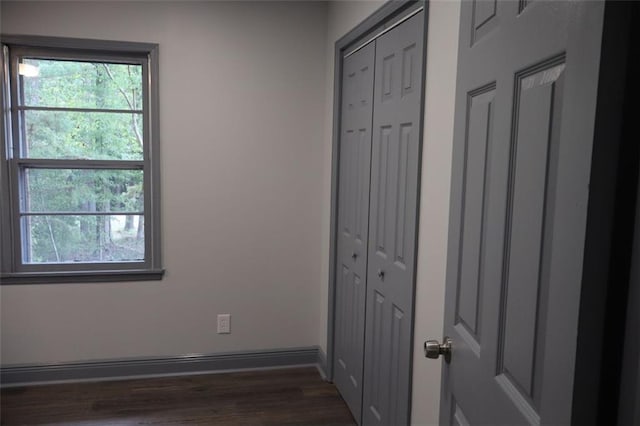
[{"xmin": 217, "ymin": 314, "xmax": 231, "ymax": 334}]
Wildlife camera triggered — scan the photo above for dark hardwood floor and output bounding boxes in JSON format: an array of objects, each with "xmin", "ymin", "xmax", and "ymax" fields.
[{"xmin": 0, "ymin": 367, "xmax": 356, "ymax": 425}]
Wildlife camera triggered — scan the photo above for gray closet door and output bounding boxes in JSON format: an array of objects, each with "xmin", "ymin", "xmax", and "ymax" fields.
[
  {"xmin": 334, "ymin": 41, "xmax": 375, "ymax": 424},
  {"xmin": 440, "ymin": 0, "xmax": 605, "ymax": 424},
  {"xmin": 362, "ymin": 11, "xmax": 424, "ymax": 426}
]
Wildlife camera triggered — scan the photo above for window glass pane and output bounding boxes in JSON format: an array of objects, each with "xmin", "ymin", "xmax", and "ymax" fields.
[
  {"xmin": 24, "ymin": 169, "xmax": 144, "ymax": 213},
  {"xmin": 22, "ymin": 215, "xmax": 145, "ymax": 263},
  {"xmin": 20, "ymin": 59, "xmax": 143, "ymax": 110},
  {"xmin": 22, "ymin": 110, "xmax": 143, "ymax": 160}
]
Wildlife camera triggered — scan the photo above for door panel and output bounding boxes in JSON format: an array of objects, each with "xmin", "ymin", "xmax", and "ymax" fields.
[
  {"xmin": 499, "ymin": 60, "xmax": 564, "ymax": 408},
  {"xmin": 363, "ymin": 11, "xmax": 424, "ymax": 426},
  {"xmin": 334, "ymin": 42, "xmax": 375, "ymax": 424},
  {"xmin": 442, "ymin": 1, "xmax": 604, "ymax": 424},
  {"xmin": 455, "ymin": 84, "xmax": 495, "ymax": 348}
]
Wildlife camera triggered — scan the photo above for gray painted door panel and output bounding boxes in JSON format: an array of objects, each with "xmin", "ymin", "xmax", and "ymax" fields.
[
  {"xmin": 441, "ymin": 1, "xmax": 604, "ymax": 424},
  {"xmin": 363, "ymin": 11, "xmax": 424, "ymax": 426},
  {"xmin": 334, "ymin": 42, "xmax": 375, "ymax": 425}
]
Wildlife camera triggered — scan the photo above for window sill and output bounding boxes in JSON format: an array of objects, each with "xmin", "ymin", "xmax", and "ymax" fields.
[{"xmin": 1, "ymin": 269, "xmax": 165, "ymax": 285}]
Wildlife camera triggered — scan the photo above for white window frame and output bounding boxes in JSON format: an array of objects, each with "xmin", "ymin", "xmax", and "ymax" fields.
[{"xmin": 0, "ymin": 35, "xmax": 163, "ymax": 284}]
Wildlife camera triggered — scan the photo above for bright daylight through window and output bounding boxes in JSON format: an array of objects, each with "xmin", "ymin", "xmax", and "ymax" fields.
[{"xmin": 1, "ymin": 37, "xmax": 162, "ymax": 283}]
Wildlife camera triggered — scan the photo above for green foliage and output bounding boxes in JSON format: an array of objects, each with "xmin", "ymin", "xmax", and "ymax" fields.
[
  {"xmin": 23, "ymin": 59, "xmax": 143, "ymax": 110},
  {"xmin": 19, "ymin": 58, "xmax": 145, "ymax": 264},
  {"xmin": 27, "ymin": 169, "xmax": 144, "ymax": 212},
  {"xmin": 26, "ymin": 215, "xmax": 144, "ymax": 263},
  {"xmin": 25, "ymin": 110, "xmax": 143, "ymax": 160}
]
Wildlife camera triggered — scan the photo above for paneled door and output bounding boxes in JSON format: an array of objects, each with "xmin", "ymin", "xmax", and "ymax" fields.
[
  {"xmin": 363, "ymin": 11, "xmax": 424, "ymax": 426},
  {"xmin": 439, "ymin": 0, "xmax": 605, "ymax": 424},
  {"xmin": 333, "ymin": 41, "xmax": 375, "ymax": 425}
]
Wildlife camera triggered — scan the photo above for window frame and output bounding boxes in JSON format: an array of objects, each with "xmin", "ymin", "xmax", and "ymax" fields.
[{"xmin": 0, "ymin": 35, "xmax": 163, "ymax": 284}]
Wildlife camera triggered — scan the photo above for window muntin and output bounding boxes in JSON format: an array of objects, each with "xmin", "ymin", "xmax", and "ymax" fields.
[{"xmin": 1, "ymin": 38, "xmax": 161, "ymax": 282}]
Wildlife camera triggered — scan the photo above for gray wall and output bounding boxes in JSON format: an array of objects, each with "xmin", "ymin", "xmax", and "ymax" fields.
[{"xmin": 0, "ymin": 1, "xmax": 328, "ymax": 364}]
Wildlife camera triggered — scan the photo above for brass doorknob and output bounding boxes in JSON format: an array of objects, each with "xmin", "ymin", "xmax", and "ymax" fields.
[{"xmin": 424, "ymin": 337, "xmax": 452, "ymax": 363}]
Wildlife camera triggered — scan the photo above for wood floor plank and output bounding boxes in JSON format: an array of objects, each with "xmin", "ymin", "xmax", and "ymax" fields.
[{"xmin": 0, "ymin": 367, "xmax": 356, "ymax": 425}]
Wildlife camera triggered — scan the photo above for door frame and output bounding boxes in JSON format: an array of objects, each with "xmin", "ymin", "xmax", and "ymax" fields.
[
  {"xmin": 595, "ymin": 2, "xmax": 640, "ymax": 424},
  {"xmin": 618, "ymin": 17, "xmax": 640, "ymax": 414},
  {"xmin": 325, "ymin": 0, "xmax": 429, "ymax": 395},
  {"xmin": 570, "ymin": 2, "xmax": 640, "ymax": 423}
]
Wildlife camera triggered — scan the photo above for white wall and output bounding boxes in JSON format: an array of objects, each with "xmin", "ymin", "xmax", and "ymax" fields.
[
  {"xmin": 411, "ymin": 1, "xmax": 460, "ymax": 423},
  {"xmin": 322, "ymin": 1, "xmax": 460, "ymax": 424},
  {"xmin": 0, "ymin": 1, "xmax": 329, "ymax": 365}
]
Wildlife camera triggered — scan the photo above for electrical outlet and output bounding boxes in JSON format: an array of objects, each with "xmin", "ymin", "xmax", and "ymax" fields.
[{"xmin": 217, "ymin": 314, "xmax": 231, "ymax": 334}]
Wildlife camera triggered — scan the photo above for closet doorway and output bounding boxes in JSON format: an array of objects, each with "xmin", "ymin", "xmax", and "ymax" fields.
[{"xmin": 327, "ymin": 2, "xmax": 428, "ymax": 425}]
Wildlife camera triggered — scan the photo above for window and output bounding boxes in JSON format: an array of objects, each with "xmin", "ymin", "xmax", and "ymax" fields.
[{"xmin": 1, "ymin": 36, "xmax": 162, "ymax": 284}]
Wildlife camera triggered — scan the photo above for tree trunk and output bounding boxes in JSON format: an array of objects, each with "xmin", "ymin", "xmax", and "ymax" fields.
[
  {"xmin": 104, "ymin": 203, "xmax": 111, "ymax": 243},
  {"xmin": 125, "ymin": 215, "xmax": 134, "ymax": 231},
  {"xmin": 81, "ymin": 201, "xmax": 90, "ymax": 233},
  {"xmin": 137, "ymin": 216, "xmax": 144, "ymax": 240},
  {"xmin": 95, "ymin": 212, "xmax": 102, "ymax": 261}
]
